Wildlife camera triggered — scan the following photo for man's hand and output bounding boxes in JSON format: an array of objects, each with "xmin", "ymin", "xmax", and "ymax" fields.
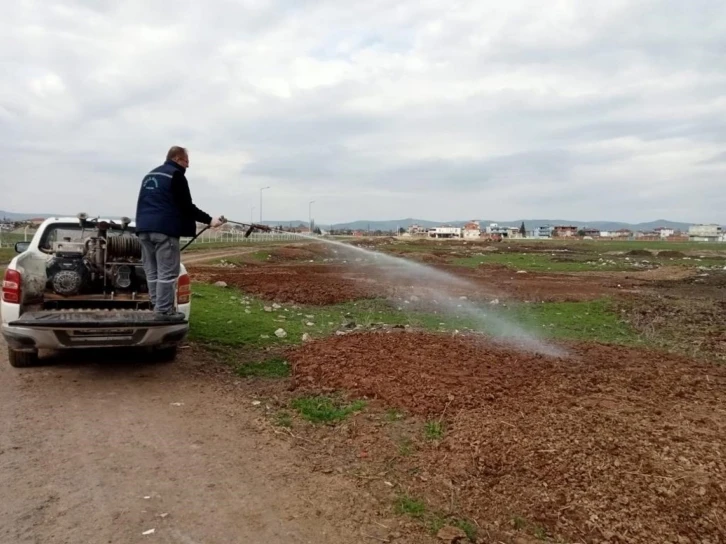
[{"xmin": 210, "ymin": 216, "xmax": 225, "ymax": 228}]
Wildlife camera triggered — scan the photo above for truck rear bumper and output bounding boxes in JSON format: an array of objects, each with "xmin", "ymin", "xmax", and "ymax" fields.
[{"xmin": 2, "ymin": 322, "xmax": 189, "ymax": 351}]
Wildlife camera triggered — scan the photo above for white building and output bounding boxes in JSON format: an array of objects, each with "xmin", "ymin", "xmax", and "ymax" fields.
[
  {"xmin": 535, "ymin": 225, "xmax": 553, "ymax": 238},
  {"xmin": 407, "ymin": 224, "xmax": 427, "ymax": 236},
  {"xmin": 429, "ymin": 226, "xmax": 462, "ymax": 239},
  {"xmin": 689, "ymin": 224, "xmax": 723, "ymax": 242},
  {"xmin": 655, "ymin": 227, "xmax": 675, "ymax": 238}
]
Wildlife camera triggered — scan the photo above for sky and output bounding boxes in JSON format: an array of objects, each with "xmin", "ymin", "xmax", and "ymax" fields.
[{"xmin": 1, "ymin": 0, "xmax": 725, "ymax": 225}]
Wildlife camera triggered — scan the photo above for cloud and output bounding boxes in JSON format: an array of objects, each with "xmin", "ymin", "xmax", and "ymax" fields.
[{"xmin": 0, "ymin": 0, "xmax": 724, "ymax": 224}]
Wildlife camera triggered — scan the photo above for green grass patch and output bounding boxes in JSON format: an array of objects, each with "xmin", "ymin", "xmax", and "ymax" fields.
[
  {"xmin": 235, "ymin": 356, "xmax": 290, "ymax": 378},
  {"xmin": 509, "ymin": 298, "xmax": 640, "ymax": 344},
  {"xmin": 385, "ymin": 408, "xmax": 405, "ymax": 421},
  {"xmin": 0, "ymin": 247, "xmax": 16, "ymax": 264},
  {"xmin": 454, "ymin": 519, "xmax": 478, "ymax": 541},
  {"xmin": 512, "ymin": 515, "xmax": 552, "ymax": 541},
  {"xmin": 424, "ymin": 420, "xmax": 445, "ymax": 440},
  {"xmin": 290, "ymin": 395, "xmax": 367, "ymax": 424},
  {"xmin": 188, "ymin": 282, "xmax": 471, "ymax": 347},
  {"xmin": 190, "ymin": 282, "xmax": 640, "ymax": 348},
  {"xmin": 395, "ymin": 496, "xmax": 478, "ymax": 542},
  {"xmin": 251, "ymin": 250, "xmax": 271, "ymax": 261},
  {"xmin": 274, "ymin": 411, "xmax": 293, "ymax": 428},
  {"xmin": 453, "ymin": 252, "xmax": 633, "ymax": 272},
  {"xmin": 398, "ymin": 438, "xmax": 415, "ymax": 456},
  {"xmin": 394, "ymin": 495, "xmax": 427, "ymax": 518}
]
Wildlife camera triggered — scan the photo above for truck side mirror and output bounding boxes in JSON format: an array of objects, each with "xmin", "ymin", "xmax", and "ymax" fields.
[{"xmin": 15, "ymin": 242, "xmax": 30, "ymax": 254}]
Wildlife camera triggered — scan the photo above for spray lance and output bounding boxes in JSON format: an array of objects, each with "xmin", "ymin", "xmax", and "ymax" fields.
[{"xmin": 180, "ymin": 216, "xmax": 273, "ymax": 251}]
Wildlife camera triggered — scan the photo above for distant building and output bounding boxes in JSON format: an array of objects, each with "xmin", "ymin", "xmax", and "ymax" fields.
[
  {"xmin": 462, "ymin": 221, "xmax": 481, "ymax": 239},
  {"xmin": 613, "ymin": 229, "xmax": 632, "ymax": 239},
  {"xmin": 654, "ymin": 227, "xmax": 675, "ymax": 238},
  {"xmin": 552, "ymin": 225, "xmax": 578, "ymax": 237},
  {"xmin": 581, "ymin": 228, "xmax": 600, "ymax": 238},
  {"xmin": 407, "ymin": 224, "xmax": 427, "ymax": 236},
  {"xmin": 535, "ymin": 225, "xmax": 553, "ymax": 238},
  {"xmin": 689, "ymin": 224, "xmax": 723, "ymax": 242},
  {"xmin": 429, "ymin": 226, "xmax": 462, "ymax": 239}
]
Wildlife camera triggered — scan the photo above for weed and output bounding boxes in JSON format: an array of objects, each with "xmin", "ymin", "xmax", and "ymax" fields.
[
  {"xmin": 274, "ymin": 411, "xmax": 293, "ymax": 428},
  {"xmin": 424, "ymin": 420, "xmax": 445, "ymax": 440},
  {"xmin": 385, "ymin": 408, "xmax": 405, "ymax": 421},
  {"xmin": 454, "ymin": 519, "xmax": 478, "ymax": 541},
  {"xmin": 394, "ymin": 495, "xmax": 426, "ymax": 518},
  {"xmin": 512, "ymin": 515, "xmax": 551, "ymax": 541},
  {"xmin": 428, "ymin": 515, "xmax": 446, "ymax": 535},
  {"xmin": 290, "ymin": 395, "xmax": 366, "ymax": 424},
  {"xmin": 235, "ymin": 356, "xmax": 290, "ymax": 378},
  {"xmin": 398, "ymin": 438, "xmax": 414, "ymax": 456}
]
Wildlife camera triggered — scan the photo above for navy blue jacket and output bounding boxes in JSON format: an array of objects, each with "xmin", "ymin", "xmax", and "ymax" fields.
[{"xmin": 135, "ymin": 160, "xmax": 213, "ymax": 238}]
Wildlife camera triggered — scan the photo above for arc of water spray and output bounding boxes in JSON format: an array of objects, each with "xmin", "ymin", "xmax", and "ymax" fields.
[{"xmin": 221, "ymin": 226, "xmax": 567, "ymax": 357}]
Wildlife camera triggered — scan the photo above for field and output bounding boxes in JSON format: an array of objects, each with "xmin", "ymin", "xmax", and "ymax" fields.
[{"xmin": 183, "ymin": 237, "xmax": 725, "ymax": 543}]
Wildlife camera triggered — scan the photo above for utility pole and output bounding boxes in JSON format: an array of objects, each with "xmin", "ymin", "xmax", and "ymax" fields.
[
  {"xmin": 309, "ymin": 200, "xmax": 315, "ymax": 234},
  {"xmin": 260, "ymin": 186, "xmax": 270, "ymax": 224}
]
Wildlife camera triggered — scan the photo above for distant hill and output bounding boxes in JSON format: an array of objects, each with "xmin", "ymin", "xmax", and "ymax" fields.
[
  {"xmin": 262, "ymin": 217, "xmax": 697, "ymax": 232},
  {"xmin": 0, "ymin": 210, "xmax": 702, "ymax": 232}
]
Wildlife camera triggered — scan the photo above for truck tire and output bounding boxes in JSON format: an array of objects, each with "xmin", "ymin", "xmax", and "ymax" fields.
[{"xmin": 8, "ymin": 348, "xmax": 39, "ymax": 368}]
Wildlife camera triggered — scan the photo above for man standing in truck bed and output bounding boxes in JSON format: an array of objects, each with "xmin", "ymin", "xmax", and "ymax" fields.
[{"xmin": 135, "ymin": 146, "xmax": 223, "ymax": 320}]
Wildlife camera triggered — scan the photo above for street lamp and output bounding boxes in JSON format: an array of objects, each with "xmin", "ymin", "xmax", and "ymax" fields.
[
  {"xmin": 309, "ymin": 200, "xmax": 315, "ymax": 234},
  {"xmin": 259, "ymin": 186, "xmax": 270, "ymax": 223}
]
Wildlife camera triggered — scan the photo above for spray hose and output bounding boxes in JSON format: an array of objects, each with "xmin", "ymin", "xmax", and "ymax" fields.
[{"xmin": 180, "ymin": 216, "xmax": 276, "ymax": 251}]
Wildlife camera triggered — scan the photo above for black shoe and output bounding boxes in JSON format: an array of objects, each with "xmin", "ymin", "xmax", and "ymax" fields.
[{"xmin": 154, "ymin": 311, "xmax": 186, "ymax": 322}]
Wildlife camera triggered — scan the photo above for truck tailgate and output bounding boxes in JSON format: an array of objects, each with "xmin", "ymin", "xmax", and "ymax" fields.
[{"xmin": 9, "ymin": 310, "xmax": 188, "ymax": 328}]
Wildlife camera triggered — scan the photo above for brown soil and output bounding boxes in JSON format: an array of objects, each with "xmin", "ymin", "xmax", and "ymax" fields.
[
  {"xmin": 288, "ymin": 331, "xmax": 726, "ymax": 543},
  {"xmin": 189, "ymin": 264, "xmax": 377, "ymax": 305},
  {"xmin": 657, "ymin": 250, "xmax": 686, "ymax": 258},
  {"xmin": 0, "ymin": 342, "xmax": 423, "ymax": 544},
  {"xmin": 627, "ymin": 249, "xmax": 653, "ymax": 256},
  {"xmin": 190, "ymin": 259, "xmax": 641, "ymax": 305}
]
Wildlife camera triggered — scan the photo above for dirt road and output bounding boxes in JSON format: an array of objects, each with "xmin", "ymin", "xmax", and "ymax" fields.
[{"xmin": 0, "ymin": 343, "xmax": 399, "ymax": 544}]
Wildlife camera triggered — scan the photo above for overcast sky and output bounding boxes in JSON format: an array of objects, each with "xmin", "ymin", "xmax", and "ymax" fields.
[{"xmin": 1, "ymin": 0, "xmax": 724, "ymax": 224}]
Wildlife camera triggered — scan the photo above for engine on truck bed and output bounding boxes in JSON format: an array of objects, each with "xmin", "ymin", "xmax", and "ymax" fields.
[{"xmin": 45, "ymin": 217, "xmax": 147, "ymax": 297}]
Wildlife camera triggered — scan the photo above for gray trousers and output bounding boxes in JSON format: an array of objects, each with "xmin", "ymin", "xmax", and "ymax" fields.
[{"xmin": 138, "ymin": 232, "xmax": 180, "ymax": 314}]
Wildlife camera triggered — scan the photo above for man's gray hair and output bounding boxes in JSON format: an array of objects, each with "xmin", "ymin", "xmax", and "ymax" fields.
[{"xmin": 166, "ymin": 146, "xmax": 187, "ymax": 161}]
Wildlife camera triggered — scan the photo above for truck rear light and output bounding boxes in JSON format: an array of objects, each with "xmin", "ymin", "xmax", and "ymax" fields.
[
  {"xmin": 2, "ymin": 269, "xmax": 22, "ymax": 303},
  {"xmin": 177, "ymin": 273, "xmax": 191, "ymax": 304}
]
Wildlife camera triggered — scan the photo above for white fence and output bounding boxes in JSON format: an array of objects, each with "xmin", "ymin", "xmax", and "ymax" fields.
[
  {"xmin": 1, "ymin": 228, "xmax": 305, "ymax": 248},
  {"xmin": 180, "ymin": 230, "xmax": 307, "ymax": 246}
]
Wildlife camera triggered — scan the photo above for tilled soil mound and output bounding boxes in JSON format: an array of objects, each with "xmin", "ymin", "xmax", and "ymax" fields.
[
  {"xmin": 657, "ymin": 250, "xmax": 686, "ymax": 258},
  {"xmin": 268, "ymin": 247, "xmax": 320, "ymax": 261},
  {"xmin": 189, "ymin": 265, "xmax": 376, "ymax": 305},
  {"xmin": 289, "ymin": 332, "xmax": 726, "ymax": 543}
]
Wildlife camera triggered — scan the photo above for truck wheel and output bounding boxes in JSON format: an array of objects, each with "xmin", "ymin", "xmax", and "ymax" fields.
[
  {"xmin": 8, "ymin": 349, "xmax": 39, "ymax": 368},
  {"xmin": 154, "ymin": 346, "xmax": 178, "ymax": 362}
]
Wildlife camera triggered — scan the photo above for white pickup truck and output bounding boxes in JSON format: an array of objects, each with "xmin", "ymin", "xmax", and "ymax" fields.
[{"xmin": 1, "ymin": 215, "xmax": 191, "ymax": 367}]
